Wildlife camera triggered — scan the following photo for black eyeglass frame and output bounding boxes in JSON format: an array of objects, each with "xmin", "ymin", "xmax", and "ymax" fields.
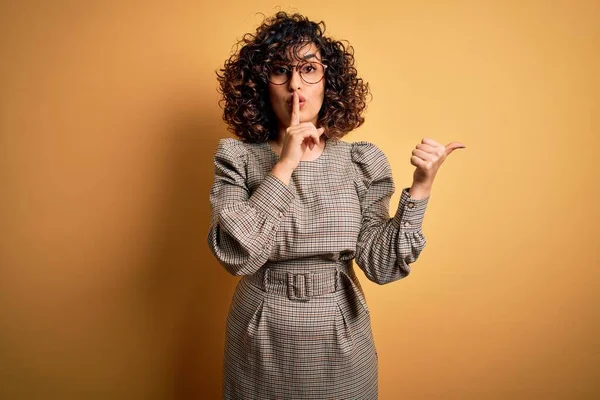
[{"xmin": 266, "ymin": 61, "xmax": 328, "ymax": 85}]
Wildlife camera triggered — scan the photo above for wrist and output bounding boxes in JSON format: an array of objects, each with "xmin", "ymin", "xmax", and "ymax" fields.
[
  {"xmin": 275, "ymin": 159, "xmax": 296, "ymax": 173},
  {"xmin": 271, "ymin": 161, "xmax": 295, "ymax": 185},
  {"xmin": 409, "ymin": 182, "xmax": 432, "ymax": 199}
]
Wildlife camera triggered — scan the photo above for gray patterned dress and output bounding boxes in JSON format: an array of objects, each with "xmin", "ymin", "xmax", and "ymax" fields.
[{"xmin": 208, "ymin": 137, "xmax": 430, "ymax": 399}]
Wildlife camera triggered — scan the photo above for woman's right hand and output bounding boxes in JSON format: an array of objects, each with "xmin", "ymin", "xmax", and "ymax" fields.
[{"xmin": 278, "ymin": 91, "xmax": 325, "ymax": 170}]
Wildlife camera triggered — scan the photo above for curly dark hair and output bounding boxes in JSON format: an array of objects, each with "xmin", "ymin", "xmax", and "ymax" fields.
[{"xmin": 216, "ymin": 11, "xmax": 372, "ymax": 143}]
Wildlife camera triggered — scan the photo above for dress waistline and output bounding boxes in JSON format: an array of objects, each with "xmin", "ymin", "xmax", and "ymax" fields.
[{"xmin": 245, "ymin": 259, "xmax": 357, "ymax": 302}]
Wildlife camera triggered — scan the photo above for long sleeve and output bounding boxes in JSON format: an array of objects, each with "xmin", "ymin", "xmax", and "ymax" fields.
[
  {"xmin": 351, "ymin": 141, "xmax": 430, "ymax": 285},
  {"xmin": 207, "ymin": 138, "xmax": 294, "ymax": 276}
]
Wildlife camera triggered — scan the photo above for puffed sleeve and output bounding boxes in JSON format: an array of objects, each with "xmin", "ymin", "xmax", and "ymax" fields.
[
  {"xmin": 351, "ymin": 141, "xmax": 430, "ymax": 285},
  {"xmin": 207, "ymin": 138, "xmax": 295, "ymax": 276}
]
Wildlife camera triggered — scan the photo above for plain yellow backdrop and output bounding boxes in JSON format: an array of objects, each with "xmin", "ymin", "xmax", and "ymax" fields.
[{"xmin": 1, "ymin": 1, "xmax": 598, "ymax": 399}]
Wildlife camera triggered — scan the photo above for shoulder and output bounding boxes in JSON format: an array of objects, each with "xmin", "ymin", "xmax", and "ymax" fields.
[
  {"xmin": 348, "ymin": 140, "xmax": 392, "ymax": 183},
  {"xmin": 326, "ymin": 139, "xmax": 386, "ymax": 161},
  {"xmin": 212, "ymin": 138, "xmax": 250, "ymax": 178},
  {"xmin": 349, "ymin": 140, "xmax": 388, "ymax": 164},
  {"xmin": 214, "ymin": 138, "xmax": 249, "ymax": 160}
]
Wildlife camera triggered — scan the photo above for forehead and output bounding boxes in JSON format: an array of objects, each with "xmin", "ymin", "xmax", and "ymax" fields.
[{"xmin": 281, "ymin": 41, "xmax": 322, "ymax": 62}]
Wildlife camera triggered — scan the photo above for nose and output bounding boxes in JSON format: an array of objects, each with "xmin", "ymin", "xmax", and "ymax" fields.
[{"xmin": 288, "ymin": 68, "xmax": 302, "ymax": 90}]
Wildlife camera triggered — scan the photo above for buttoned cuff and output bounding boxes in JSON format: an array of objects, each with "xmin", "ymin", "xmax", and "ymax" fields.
[
  {"xmin": 248, "ymin": 173, "xmax": 295, "ymax": 221},
  {"xmin": 392, "ymin": 187, "xmax": 429, "ymax": 232}
]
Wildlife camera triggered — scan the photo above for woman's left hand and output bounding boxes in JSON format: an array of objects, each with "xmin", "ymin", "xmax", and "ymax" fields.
[{"xmin": 411, "ymin": 137, "xmax": 466, "ymax": 187}]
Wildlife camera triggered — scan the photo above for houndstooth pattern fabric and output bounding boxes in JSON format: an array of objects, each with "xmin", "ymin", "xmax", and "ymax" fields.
[{"xmin": 207, "ymin": 137, "xmax": 430, "ymax": 399}]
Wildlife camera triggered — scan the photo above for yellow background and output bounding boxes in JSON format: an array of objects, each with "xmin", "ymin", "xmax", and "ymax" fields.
[{"xmin": 1, "ymin": 0, "xmax": 598, "ymax": 398}]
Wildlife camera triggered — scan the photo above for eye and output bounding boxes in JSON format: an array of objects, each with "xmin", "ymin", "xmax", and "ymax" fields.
[
  {"xmin": 300, "ymin": 64, "xmax": 316, "ymax": 73},
  {"xmin": 272, "ymin": 66, "xmax": 289, "ymax": 75}
]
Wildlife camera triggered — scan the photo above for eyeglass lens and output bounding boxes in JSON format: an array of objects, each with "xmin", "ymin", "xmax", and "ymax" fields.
[{"xmin": 268, "ymin": 62, "xmax": 325, "ymax": 84}]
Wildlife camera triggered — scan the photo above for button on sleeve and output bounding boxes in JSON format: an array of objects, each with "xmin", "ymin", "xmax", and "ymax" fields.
[{"xmin": 392, "ymin": 188, "xmax": 430, "ymax": 232}]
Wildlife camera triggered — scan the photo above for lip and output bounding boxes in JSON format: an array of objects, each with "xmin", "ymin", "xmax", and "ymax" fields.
[
  {"xmin": 287, "ymin": 93, "xmax": 306, "ymax": 103},
  {"xmin": 288, "ymin": 101, "xmax": 306, "ymax": 109}
]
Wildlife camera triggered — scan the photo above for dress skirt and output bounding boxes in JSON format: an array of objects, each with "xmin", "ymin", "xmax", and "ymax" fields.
[{"xmin": 222, "ymin": 261, "xmax": 379, "ymax": 399}]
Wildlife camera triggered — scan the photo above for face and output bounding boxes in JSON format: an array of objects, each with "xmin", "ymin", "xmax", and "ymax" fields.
[{"xmin": 267, "ymin": 42, "xmax": 326, "ymax": 130}]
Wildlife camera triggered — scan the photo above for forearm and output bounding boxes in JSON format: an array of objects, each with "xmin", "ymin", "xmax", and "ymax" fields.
[{"xmin": 208, "ymin": 173, "xmax": 295, "ymax": 276}]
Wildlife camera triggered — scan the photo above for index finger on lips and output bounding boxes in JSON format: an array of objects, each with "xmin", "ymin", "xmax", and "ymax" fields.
[{"xmin": 290, "ymin": 92, "xmax": 300, "ymax": 126}]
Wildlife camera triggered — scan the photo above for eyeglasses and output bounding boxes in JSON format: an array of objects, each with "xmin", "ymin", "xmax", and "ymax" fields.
[{"xmin": 267, "ymin": 61, "xmax": 327, "ymax": 85}]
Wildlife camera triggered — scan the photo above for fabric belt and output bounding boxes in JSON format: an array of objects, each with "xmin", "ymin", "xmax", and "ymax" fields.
[{"xmin": 246, "ymin": 260, "xmax": 354, "ymax": 302}]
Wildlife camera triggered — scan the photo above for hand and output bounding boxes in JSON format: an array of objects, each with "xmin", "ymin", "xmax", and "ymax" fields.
[
  {"xmin": 278, "ymin": 91, "xmax": 325, "ymax": 169},
  {"xmin": 411, "ymin": 138, "xmax": 466, "ymax": 187}
]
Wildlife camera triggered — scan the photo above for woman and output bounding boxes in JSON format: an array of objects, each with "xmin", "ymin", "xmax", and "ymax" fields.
[{"xmin": 208, "ymin": 11, "xmax": 465, "ymax": 399}]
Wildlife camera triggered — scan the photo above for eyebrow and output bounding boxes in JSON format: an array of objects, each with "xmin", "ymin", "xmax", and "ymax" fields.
[{"xmin": 277, "ymin": 53, "xmax": 320, "ymax": 65}]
